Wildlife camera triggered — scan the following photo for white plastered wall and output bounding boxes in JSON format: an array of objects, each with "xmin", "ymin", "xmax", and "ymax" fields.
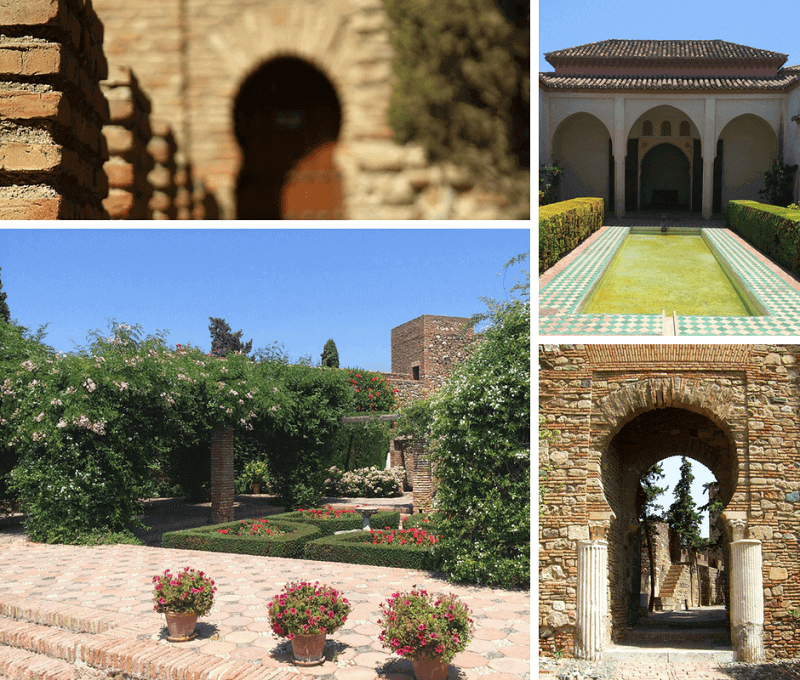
[
  {"xmin": 719, "ymin": 114, "xmax": 777, "ymax": 206},
  {"xmin": 552, "ymin": 112, "xmax": 611, "ymax": 202}
]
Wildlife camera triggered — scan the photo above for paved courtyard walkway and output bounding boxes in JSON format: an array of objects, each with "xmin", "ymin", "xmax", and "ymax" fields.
[{"xmin": 0, "ymin": 536, "xmax": 529, "ymax": 680}]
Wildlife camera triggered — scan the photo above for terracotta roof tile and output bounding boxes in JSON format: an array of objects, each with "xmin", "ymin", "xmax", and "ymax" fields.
[
  {"xmin": 545, "ymin": 39, "xmax": 788, "ymax": 63},
  {"xmin": 538, "ymin": 71, "xmax": 800, "ymax": 91}
]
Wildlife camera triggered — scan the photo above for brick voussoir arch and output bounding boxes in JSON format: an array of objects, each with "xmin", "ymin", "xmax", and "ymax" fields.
[{"xmin": 589, "ymin": 376, "xmax": 746, "ymax": 515}]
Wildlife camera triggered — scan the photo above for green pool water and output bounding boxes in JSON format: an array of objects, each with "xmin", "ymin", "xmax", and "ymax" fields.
[{"xmin": 580, "ymin": 234, "xmax": 759, "ymax": 316}]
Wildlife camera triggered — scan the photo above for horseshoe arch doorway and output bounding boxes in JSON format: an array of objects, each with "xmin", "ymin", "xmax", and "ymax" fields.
[{"xmin": 234, "ymin": 56, "xmax": 344, "ymax": 219}]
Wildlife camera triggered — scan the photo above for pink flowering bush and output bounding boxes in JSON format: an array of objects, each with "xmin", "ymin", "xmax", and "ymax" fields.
[
  {"xmin": 268, "ymin": 581, "xmax": 351, "ymax": 638},
  {"xmin": 152, "ymin": 567, "xmax": 216, "ymax": 615},
  {"xmin": 378, "ymin": 589, "xmax": 473, "ymax": 662}
]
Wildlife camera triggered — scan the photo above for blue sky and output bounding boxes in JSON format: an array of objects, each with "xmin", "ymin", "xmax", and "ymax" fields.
[
  {"xmin": 0, "ymin": 228, "xmax": 530, "ymax": 371},
  {"xmin": 538, "ymin": 0, "xmax": 800, "ymax": 73}
]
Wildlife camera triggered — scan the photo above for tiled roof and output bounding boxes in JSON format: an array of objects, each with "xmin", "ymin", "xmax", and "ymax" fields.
[
  {"xmin": 544, "ymin": 39, "xmax": 788, "ymax": 63},
  {"xmin": 538, "ymin": 70, "xmax": 800, "ymax": 92}
]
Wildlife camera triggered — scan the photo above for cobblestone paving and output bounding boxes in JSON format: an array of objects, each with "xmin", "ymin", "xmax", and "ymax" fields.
[
  {"xmin": 539, "ymin": 658, "xmax": 800, "ymax": 680},
  {"xmin": 0, "ymin": 538, "xmax": 530, "ymax": 680}
]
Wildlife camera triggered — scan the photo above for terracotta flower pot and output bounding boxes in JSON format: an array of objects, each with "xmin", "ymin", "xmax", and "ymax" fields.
[
  {"xmin": 411, "ymin": 656, "xmax": 449, "ymax": 680},
  {"xmin": 164, "ymin": 611, "xmax": 198, "ymax": 641},
  {"xmin": 252, "ymin": 482, "xmax": 262, "ymax": 494},
  {"xmin": 290, "ymin": 633, "xmax": 327, "ymax": 666}
]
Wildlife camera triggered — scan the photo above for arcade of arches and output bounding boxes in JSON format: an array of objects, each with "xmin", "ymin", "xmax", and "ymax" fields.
[
  {"xmin": 539, "ymin": 40, "xmax": 800, "ymax": 216},
  {"xmin": 539, "ymin": 345, "xmax": 800, "ymax": 662}
]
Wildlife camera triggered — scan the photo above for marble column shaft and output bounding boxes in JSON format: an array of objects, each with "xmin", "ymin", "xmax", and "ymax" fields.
[
  {"xmin": 576, "ymin": 540, "xmax": 608, "ymax": 660},
  {"xmin": 731, "ymin": 538, "xmax": 765, "ymax": 663}
]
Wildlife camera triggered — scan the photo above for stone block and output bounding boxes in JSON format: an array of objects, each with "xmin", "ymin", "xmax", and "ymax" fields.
[{"xmin": 769, "ymin": 567, "xmax": 788, "ymax": 581}]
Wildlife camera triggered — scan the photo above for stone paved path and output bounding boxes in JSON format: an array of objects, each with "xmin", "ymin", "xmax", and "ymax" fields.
[
  {"xmin": 539, "ymin": 657, "xmax": 800, "ymax": 679},
  {"xmin": 0, "ymin": 536, "xmax": 529, "ymax": 680}
]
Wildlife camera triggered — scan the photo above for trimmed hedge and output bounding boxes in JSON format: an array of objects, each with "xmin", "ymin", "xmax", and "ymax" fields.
[
  {"xmin": 162, "ymin": 519, "xmax": 317, "ymax": 557},
  {"xmin": 539, "ymin": 197, "xmax": 605, "ymax": 274},
  {"xmin": 304, "ymin": 530, "xmax": 436, "ymax": 570},
  {"xmin": 727, "ymin": 200, "xmax": 800, "ymax": 277},
  {"xmin": 267, "ymin": 510, "xmax": 400, "ymax": 536},
  {"xmin": 403, "ymin": 513, "xmax": 437, "ymax": 531}
]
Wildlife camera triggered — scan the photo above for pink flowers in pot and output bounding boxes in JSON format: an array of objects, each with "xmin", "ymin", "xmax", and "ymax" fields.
[
  {"xmin": 268, "ymin": 581, "xmax": 351, "ymax": 639},
  {"xmin": 152, "ymin": 567, "xmax": 216, "ymax": 616},
  {"xmin": 378, "ymin": 589, "xmax": 474, "ymax": 663}
]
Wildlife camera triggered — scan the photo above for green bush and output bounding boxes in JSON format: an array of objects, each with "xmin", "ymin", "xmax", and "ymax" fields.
[
  {"xmin": 726, "ymin": 200, "xmax": 800, "ymax": 277},
  {"xmin": 539, "ymin": 197, "xmax": 605, "ymax": 274},
  {"xmin": 162, "ymin": 519, "xmax": 317, "ymax": 557},
  {"xmin": 424, "ymin": 270, "xmax": 530, "ymax": 589},
  {"xmin": 403, "ymin": 513, "xmax": 437, "ymax": 531},
  {"xmin": 304, "ymin": 530, "xmax": 436, "ymax": 570},
  {"xmin": 330, "ymin": 417, "xmax": 395, "ymax": 470},
  {"xmin": 268, "ymin": 508, "xmax": 399, "ymax": 536},
  {"xmin": 324, "ymin": 466, "xmax": 404, "ymax": 497}
]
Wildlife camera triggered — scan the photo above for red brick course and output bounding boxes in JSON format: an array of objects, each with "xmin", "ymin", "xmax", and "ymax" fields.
[{"xmin": 0, "ymin": 0, "xmax": 110, "ymax": 219}]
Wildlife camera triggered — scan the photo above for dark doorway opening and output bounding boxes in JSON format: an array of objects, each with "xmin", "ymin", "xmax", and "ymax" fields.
[
  {"xmin": 639, "ymin": 143, "xmax": 691, "ymax": 212},
  {"xmin": 234, "ymin": 57, "xmax": 344, "ymax": 219}
]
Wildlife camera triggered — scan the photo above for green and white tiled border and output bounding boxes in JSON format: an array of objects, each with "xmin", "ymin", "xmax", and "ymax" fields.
[{"xmin": 539, "ymin": 227, "xmax": 800, "ymax": 336}]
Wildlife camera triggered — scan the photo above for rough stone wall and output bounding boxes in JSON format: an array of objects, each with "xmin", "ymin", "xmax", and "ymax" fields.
[
  {"xmin": 101, "ymin": 65, "xmax": 152, "ymax": 218},
  {"xmin": 539, "ymin": 344, "xmax": 800, "ymax": 660},
  {"xmin": 0, "ymin": 0, "xmax": 110, "ymax": 219},
  {"xmin": 90, "ymin": 0, "xmax": 517, "ymax": 219},
  {"xmin": 390, "ymin": 315, "xmax": 475, "ymax": 390},
  {"xmin": 640, "ymin": 521, "xmax": 672, "ymax": 602}
]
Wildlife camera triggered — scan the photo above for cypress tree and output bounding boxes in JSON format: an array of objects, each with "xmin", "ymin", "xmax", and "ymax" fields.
[
  {"xmin": 667, "ymin": 457, "xmax": 704, "ymax": 551},
  {"xmin": 382, "ymin": 0, "xmax": 530, "ymax": 218},
  {"xmin": 320, "ymin": 339, "xmax": 340, "ymax": 368},
  {"xmin": 639, "ymin": 463, "xmax": 668, "ymax": 612},
  {"xmin": 208, "ymin": 317, "xmax": 253, "ymax": 357},
  {"xmin": 0, "ymin": 267, "xmax": 10, "ymax": 324}
]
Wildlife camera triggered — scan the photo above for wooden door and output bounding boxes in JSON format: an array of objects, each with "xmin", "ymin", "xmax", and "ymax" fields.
[{"xmin": 281, "ymin": 141, "xmax": 344, "ymax": 219}]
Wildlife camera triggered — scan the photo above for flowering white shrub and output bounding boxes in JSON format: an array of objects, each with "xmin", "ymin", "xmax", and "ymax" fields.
[{"xmin": 324, "ymin": 466, "xmax": 404, "ymax": 498}]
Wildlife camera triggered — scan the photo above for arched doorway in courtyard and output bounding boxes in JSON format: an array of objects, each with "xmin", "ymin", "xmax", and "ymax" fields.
[
  {"xmin": 718, "ymin": 114, "xmax": 777, "ymax": 208},
  {"xmin": 234, "ymin": 56, "xmax": 344, "ymax": 219},
  {"xmin": 626, "ymin": 105, "xmax": 702, "ymax": 213},
  {"xmin": 552, "ymin": 112, "xmax": 613, "ymax": 207}
]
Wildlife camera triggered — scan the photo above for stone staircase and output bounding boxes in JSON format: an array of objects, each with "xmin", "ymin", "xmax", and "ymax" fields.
[
  {"xmin": 0, "ymin": 596, "xmax": 293, "ymax": 680},
  {"xmin": 652, "ymin": 563, "xmax": 686, "ymax": 611}
]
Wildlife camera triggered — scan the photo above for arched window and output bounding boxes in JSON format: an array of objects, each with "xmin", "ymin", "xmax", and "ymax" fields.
[
  {"xmin": 642, "ymin": 120, "xmax": 653, "ymax": 136},
  {"xmin": 661, "ymin": 121, "xmax": 672, "ymax": 136},
  {"xmin": 680, "ymin": 121, "xmax": 690, "ymax": 137}
]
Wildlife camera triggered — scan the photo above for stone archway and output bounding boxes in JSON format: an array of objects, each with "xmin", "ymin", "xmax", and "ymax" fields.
[
  {"xmin": 573, "ymin": 377, "xmax": 763, "ymax": 663},
  {"xmin": 233, "ymin": 56, "xmax": 344, "ymax": 219}
]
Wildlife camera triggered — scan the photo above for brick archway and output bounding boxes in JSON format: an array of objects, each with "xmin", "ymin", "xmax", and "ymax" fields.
[{"xmin": 233, "ymin": 56, "xmax": 344, "ymax": 219}]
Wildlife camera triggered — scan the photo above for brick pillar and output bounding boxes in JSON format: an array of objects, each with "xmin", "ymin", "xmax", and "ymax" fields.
[
  {"xmin": 0, "ymin": 0, "xmax": 110, "ymax": 219},
  {"xmin": 210, "ymin": 428, "xmax": 234, "ymax": 525},
  {"xmin": 101, "ymin": 66, "xmax": 153, "ymax": 219},
  {"xmin": 411, "ymin": 437, "xmax": 433, "ymax": 513}
]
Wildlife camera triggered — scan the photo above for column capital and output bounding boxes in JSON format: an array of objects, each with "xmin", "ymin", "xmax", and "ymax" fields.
[{"xmin": 720, "ymin": 511, "xmax": 748, "ymax": 540}]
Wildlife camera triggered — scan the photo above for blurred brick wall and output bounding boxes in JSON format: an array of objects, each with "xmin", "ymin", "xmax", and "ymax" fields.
[{"xmin": 0, "ymin": 0, "xmax": 110, "ymax": 219}]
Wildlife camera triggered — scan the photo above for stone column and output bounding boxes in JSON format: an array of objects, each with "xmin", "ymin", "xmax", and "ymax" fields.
[
  {"xmin": 702, "ymin": 96, "xmax": 716, "ymax": 219},
  {"xmin": 614, "ymin": 96, "xmax": 626, "ymax": 217},
  {"xmin": 210, "ymin": 428, "xmax": 235, "ymax": 524},
  {"xmin": 576, "ymin": 538, "xmax": 608, "ymax": 660},
  {"xmin": 730, "ymin": 538, "xmax": 765, "ymax": 662}
]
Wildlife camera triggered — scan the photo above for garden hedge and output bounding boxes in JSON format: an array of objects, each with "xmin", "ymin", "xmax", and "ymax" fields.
[
  {"xmin": 403, "ymin": 513, "xmax": 436, "ymax": 530},
  {"xmin": 161, "ymin": 519, "xmax": 317, "ymax": 557},
  {"xmin": 726, "ymin": 200, "xmax": 800, "ymax": 278},
  {"xmin": 539, "ymin": 197, "xmax": 605, "ymax": 274},
  {"xmin": 161, "ymin": 516, "xmax": 433, "ymax": 570},
  {"xmin": 267, "ymin": 510, "xmax": 400, "ymax": 536},
  {"xmin": 304, "ymin": 530, "xmax": 436, "ymax": 570}
]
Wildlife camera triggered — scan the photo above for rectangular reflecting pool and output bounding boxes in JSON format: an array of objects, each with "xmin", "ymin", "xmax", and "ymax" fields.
[
  {"xmin": 538, "ymin": 224, "xmax": 800, "ymax": 336},
  {"xmin": 579, "ymin": 230, "xmax": 762, "ymax": 316}
]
